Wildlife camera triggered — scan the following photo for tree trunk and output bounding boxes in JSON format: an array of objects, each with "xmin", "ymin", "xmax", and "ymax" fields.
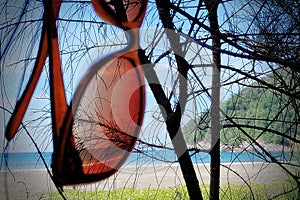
[
  {"xmin": 140, "ymin": 50, "xmax": 203, "ymax": 200},
  {"xmin": 203, "ymin": 0, "xmax": 222, "ymax": 199}
]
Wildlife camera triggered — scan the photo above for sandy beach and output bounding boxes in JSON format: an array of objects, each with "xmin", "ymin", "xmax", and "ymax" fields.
[{"xmin": 0, "ymin": 162, "xmax": 298, "ymax": 199}]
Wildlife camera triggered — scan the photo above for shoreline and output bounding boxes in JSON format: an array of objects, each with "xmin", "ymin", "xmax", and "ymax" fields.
[
  {"xmin": 1, "ymin": 162, "xmax": 298, "ymax": 199},
  {"xmin": 0, "ymin": 161, "xmax": 272, "ymax": 174}
]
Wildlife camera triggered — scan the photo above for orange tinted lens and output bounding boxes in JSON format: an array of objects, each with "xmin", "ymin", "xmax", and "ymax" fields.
[
  {"xmin": 53, "ymin": 56, "xmax": 145, "ymax": 186},
  {"xmin": 92, "ymin": 0, "xmax": 148, "ymax": 28},
  {"xmin": 54, "ymin": 55, "xmax": 145, "ymax": 185}
]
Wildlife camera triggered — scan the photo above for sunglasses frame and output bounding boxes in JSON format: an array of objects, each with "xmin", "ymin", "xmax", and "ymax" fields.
[{"xmin": 5, "ymin": 0, "xmax": 148, "ymax": 188}]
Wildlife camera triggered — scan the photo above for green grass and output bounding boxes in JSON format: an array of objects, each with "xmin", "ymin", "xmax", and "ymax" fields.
[
  {"xmin": 219, "ymin": 183, "xmax": 298, "ymax": 200},
  {"xmin": 46, "ymin": 183, "xmax": 298, "ymax": 200}
]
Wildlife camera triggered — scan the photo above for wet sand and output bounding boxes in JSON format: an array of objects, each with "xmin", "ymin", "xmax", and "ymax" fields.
[{"xmin": 0, "ymin": 162, "xmax": 297, "ymax": 199}]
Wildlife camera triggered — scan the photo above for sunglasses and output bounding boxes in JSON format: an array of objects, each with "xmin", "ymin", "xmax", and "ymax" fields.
[{"xmin": 5, "ymin": 0, "xmax": 147, "ymax": 187}]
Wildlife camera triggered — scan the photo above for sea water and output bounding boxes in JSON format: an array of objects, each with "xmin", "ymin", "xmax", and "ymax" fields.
[{"xmin": 0, "ymin": 150, "xmax": 292, "ymax": 170}]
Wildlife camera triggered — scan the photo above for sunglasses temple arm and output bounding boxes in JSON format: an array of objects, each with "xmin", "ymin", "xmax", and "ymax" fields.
[
  {"xmin": 5, "ymin": 26, "xmax": 48, "ymax": 140},
  {"xmin": 5, "ymin": 0, "xmax": 63, "ymax": 141},
  {"xmin": 43, "ymin": 0, "xmax": 67, "ymax": 143}
]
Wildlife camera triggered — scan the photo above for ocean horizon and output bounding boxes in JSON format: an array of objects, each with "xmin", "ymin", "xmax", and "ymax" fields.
[{"xmin": 0, "ymin": 149, "xmax": 291, "ymax": 171}]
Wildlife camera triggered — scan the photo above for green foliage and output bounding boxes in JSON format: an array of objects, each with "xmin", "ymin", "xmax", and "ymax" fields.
[
  {"xmin": 182, "ymin": 111, "xmax": 211, "ymax": 145},
  {"xmin": 183, "ymin": 68, "xmax": 300, "ymax": 147},
  {"xmin": 222, "ymin": 69, "xmax": 300, "ymax": 146}
]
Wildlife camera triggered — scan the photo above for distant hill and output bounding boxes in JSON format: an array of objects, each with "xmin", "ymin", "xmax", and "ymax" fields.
[{"xmin": 183, "ymin": 68, "xmax": 299, "ymax": 147}]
